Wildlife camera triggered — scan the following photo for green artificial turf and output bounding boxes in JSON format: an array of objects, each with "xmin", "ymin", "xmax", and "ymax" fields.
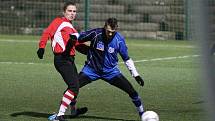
[{"xmin": 0, "ymin": 35, "xmax": 207, "ymax": 121}]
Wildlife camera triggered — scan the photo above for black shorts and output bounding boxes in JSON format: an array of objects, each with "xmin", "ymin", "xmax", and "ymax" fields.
[{"xmin": 54, "ymin": 55, "xmax": 79, "ymax": 94}]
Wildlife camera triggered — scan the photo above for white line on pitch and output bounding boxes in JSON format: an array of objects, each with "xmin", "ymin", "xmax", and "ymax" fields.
[
  {"xmin": 0, "ymin": 39, "xmax": 195, "ymax": 48},
  {"xmin": 0, "ymin": 55, "xmax": 200, "ymax": 65},
  {"xmin": 119, "ymin": 55, "xmax": 200, "ymax": 64},
  {"xmin": 0, "ymin": 39, "xmax": 38, "ymax": 43},
  {"xmin": 132, "ymin": 55, "xmax": 200, "ymax": 63},
  {"xmin": 0, "ymin": 61, "xmax": 48, "ymax": 65}
]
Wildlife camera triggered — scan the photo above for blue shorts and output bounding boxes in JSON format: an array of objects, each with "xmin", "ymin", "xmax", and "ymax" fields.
[{"xmin": 81, "ymin": 65, "xmax": 121, "ymax": 81}]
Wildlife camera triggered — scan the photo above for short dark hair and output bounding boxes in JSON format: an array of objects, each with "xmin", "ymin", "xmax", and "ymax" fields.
[
  {"xmin": 63, "ymin": 1, "xmax": 76, "ymax": 12},
  {"xmin": 105, "ymin": 18, "xmax": 118, "ymax": 30}
]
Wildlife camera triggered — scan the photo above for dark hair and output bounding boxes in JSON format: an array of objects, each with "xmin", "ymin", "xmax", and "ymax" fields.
[
  {"xmin": 105, "ymin": 18, "xmax": 118, "ymax": 30},
  {"xmin": 63, "ymin": 1, "xmax": 76, "ymax": 12}
]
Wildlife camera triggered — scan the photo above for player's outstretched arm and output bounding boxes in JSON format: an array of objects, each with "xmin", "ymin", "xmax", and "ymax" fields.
[{"xmin": 124, "ymin": 58, "xmax": 144, "ymax": 86}]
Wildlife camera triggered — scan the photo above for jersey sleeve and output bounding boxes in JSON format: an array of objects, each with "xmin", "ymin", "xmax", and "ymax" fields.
[
  {"xmin": 78, "ymin": 29, "xmax": 97, "ymax": 43},
  {"xmin": 125, "ymin": 58, "xmax": 139, "ymax": 77},
  {"xmin": 118, "ymin": 37, "xmax": 130, "ymax": 61},
  {"xmin": 38, "ymin": 18, "xmax": 60, "ymax": 48},
  {"xmin": 61, "ymin": 26, "xmax": 78, "ymax": 43}
]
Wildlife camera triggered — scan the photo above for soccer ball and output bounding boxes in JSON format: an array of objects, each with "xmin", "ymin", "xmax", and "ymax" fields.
[{"xmin": 141, "ymin": 111, "xmax": 159, "ymax": 121}]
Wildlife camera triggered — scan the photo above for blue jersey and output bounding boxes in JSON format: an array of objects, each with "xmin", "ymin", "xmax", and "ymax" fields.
[{"xmin": 79, "ymin": 28, "xmax": 130, "ymax": 80}]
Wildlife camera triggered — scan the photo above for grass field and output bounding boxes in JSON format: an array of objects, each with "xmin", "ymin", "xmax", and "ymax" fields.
[{"xmin": 0, "ymin": 35, "xmax": 207, "ymax": 121}]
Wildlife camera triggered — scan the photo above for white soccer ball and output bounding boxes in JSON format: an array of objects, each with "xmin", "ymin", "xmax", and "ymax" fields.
[{"xmin": 141, "ymin": 111, "xmax": 159, "ymax": 121}]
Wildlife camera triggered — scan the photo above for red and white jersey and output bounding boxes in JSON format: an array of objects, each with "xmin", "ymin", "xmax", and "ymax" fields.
[{"xmin": 38, "ymin": 17, "xmax": 79, "ymax": 56}]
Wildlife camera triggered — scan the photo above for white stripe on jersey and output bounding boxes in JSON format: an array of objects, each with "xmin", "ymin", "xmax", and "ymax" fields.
[{"xmin": 52, "ymin": 22, "xmax": 74, "ymax": 51}]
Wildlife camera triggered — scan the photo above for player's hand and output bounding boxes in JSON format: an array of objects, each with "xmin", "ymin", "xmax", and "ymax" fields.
[
  {"xmin": 135, "ymin": 76, "xmax": 144, "ymax": 86},
  {"xmin": 62, "ymin": 35, "xmax": 77, "ymax": 57},
  {"xmin": 37, "ymin": 48, "xmax": 44, "ymax": 59}
]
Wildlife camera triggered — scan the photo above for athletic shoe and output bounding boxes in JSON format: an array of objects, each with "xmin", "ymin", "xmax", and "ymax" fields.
[
  {"xmin": 70, "ymin": 107, "xmax": 88, "ymax": 118},
  {"xmin": 48, "ymin": 114, "xmax": 67, "ymax": 121}
]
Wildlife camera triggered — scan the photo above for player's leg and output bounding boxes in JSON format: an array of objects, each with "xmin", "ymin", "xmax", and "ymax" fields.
[
  {"xmin": 70, "ymin": 65, "xmax": 100, "ymax": 116},
  {"xmin": 79, "ymin": 72, "xmax": 94, "ymax": 88},
  {"xmin": 49, "ymin": 56, "xmax": 79, "ymax": 121},
  {"xmin": 70, "ymin": 72, "xmax": 93, "ymax": 117},
  {"xmin": 107, "ymin": 74, "xmax": 145, "ymax": 117}
]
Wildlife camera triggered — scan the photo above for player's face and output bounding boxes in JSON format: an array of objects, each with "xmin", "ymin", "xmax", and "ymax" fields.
[
  {"xmin": 63, "ymin": 5, "xmax": 77, "ymax": 21},
  {"xmin": 105, "ymin": 25, "xmax": 116, "ymax": 40}
]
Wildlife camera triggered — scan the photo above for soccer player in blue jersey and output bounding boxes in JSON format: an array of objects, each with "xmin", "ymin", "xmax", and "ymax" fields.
[{"xmin": 71, "ymin": 17, "xmax": 145, "ymax": 120}]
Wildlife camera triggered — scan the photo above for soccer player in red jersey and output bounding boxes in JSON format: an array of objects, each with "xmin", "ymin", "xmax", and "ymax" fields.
[{"xmin": 36, "ymin": 1, "xmax": 87, "ymax": 121}]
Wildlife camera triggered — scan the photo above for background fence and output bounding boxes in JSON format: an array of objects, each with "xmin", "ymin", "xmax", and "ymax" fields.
[
  {"xmin": 0, "ymin": 0, "xmax": 202, "ymax": 40},
  {"xmin": 0, "ymin": 0, "xmax": 215, "ymax": 120}
]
